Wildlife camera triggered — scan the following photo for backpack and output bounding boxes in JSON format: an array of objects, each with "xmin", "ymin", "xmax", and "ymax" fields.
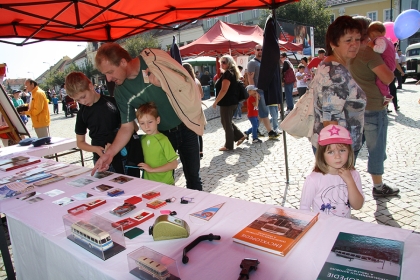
[{"xmin": 237, "ymin": 80, "xmax": 249, "ymax": 103}]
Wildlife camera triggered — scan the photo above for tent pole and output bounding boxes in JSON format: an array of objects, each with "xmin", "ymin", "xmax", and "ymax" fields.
[{"xmin": 272, "ymin": 8, "xmax": 290, "ymax": 184}]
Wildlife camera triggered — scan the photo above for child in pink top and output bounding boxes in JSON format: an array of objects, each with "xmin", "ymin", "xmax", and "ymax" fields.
[{"xmin": 367, "ymin": 21, "xmax": 396, "ymax": 105}]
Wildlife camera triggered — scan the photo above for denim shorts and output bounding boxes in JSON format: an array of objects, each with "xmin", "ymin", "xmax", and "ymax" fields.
[
  {"xmin": 257, "ymin": 90, "xmax": 269, "ymax": 118},
  {"xmin": 363, "ymin": 109, "xmax": 388, "ymax": 175}
]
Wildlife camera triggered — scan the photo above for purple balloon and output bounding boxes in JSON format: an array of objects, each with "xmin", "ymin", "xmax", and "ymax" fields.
[{"xmin": 394, "ymin": 9, "xmax": 420, "ymax": 40}]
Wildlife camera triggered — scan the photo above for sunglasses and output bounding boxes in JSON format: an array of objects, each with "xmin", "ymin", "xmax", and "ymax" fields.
[
  {"xmin": 256, "ymin": 48, "xmax": 262, "ymax": 51},
  {"xmin": 221, "ymin": 60, "xmax": 228, "ymax": 65}
]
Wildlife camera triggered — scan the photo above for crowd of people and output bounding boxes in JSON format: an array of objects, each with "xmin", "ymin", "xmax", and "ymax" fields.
[{"xmin": 1, "ymin": 15, "xmax": 414, "ymax": 221}]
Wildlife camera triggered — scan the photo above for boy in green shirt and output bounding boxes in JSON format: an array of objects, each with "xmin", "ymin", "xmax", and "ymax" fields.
[{"xmin": 136, "ymin": 102, "xmax": 178, "ymax": 185}]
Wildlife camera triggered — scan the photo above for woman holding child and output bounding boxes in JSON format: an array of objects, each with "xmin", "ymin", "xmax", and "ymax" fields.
[
  {"xmin": 212, "ymin": 55, "xmax": 246, "ymax": 151},
  {"xmin": 310, "ymin": 16, "xmax": 366, "ymax": 157}
]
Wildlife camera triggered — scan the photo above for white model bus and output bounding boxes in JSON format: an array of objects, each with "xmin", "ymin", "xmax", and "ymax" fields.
[
  {"xmin": 136, "ymin": 256, "xmax": 170, "ymax": 280},
  {"xmin": 71, "ymin": 220, "xmax": 113, "ymax": 251}
]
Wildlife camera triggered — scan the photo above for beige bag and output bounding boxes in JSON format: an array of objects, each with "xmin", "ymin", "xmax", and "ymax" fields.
[{"xmin": 280, "ymin": 87, "xmax": 314, "ymax": 138}]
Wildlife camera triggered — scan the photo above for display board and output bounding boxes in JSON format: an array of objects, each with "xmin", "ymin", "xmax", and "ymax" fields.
[{"xmin": 0, "ymin": 85, "xmax": 30, "ymax": 142}]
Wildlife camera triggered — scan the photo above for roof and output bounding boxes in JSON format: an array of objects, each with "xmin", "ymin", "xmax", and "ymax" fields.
[{"xmin": 325, "ymin": 0, "xmax": 359, "ymax": 6}]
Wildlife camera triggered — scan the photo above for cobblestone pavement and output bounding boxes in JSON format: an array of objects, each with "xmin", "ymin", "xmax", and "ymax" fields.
[{"xmin": 1, "ymin": 79, "xmax": 420, "ymax": 278}]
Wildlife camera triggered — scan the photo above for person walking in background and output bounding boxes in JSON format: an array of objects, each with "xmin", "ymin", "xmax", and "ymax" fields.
[
  {"xmin": 280, "ymin": 52, "xmax": 296, "ymax": 115},
  {"xmin": 388, "ymin": 44, "xmax": 405, "ymax": 112},
  {"xmin": 21, "ymin": 79, "xmax": 50, "ymax": 137},
  {"xmin": 310, "ymin": 16, "xmax": 366, "ymax": 158},
  {"xmin": 296, "ymin": 64, "xmax": 309, "ymax": 98},
  {"xmin": 300, "ymin": 124, "xmax": 365, "ymax": 218},
  {"xmin": 307, "ymin": 48, "xmax": 326, "ymax": 73},
  {"xmin": 212, "ymin": 55, "xmax": 246, "ymax": 151},
  {"xmin": 60, "ymin": 83, "xmax": 67, "ymax": 113},
  {"xmin": 396, "ymin": 49, "xmax": 406, "ymax": 89},
  {"xmin": 65, "ymin": 71, "xmax": 127, "ymax": 175},
  {"xmin": 247, "ymin": 45, "xmax": 280, "ymax": 139},
  {"xmin": 52, "ymin": 93, "xmax": 59, "ymax": 114},
  {"xmin": 243, "ymin": 85, "xmax": 262, "ymax": 144},
  {"xmin": 136, "ymin": 102, "xmax": 178, "ymax": 185},
  {"xmin": 350, "ymin": 15, "xmax": 400, "ymax": 198},
  {"xmin": 11, "ymin": 90, "xmax": 28, "ymax": 124},
  {"xmin": 93, "ymin": 43, "xmax": 204, "ymax": 191},
  {"xmin": 183, "ymin": 63, "xmax": 205, "ymax": 159}
]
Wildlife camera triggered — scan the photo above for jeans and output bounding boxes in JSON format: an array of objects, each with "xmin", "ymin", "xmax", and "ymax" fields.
[
  {"xmin": 257, "ymin": 90, "xmax": 269, "ymax": 118},
  {"xmin": 389, "ymin": 78, "xmax": 399, "ymax": 109},
  {"xmin": 246, "ymin": 116, "xmax": 259, "ymax": 140},
  {"xmin": 162, "ymin": 123, "xmax": 202, "ymax": 191},
  {"xmin": 268, "ymin": 105, "xmax": 279, "ymax": 131},
  {"xmin": 233, "ymin": 101, "xmax": 243, "ymax": 118},
  {"xmin": 363, "ymin": 109, "xmax": 388, "ymax": 175},
  {"xmin": 284, "ymin": 83, "xmax": 294, "ymax": 111}
]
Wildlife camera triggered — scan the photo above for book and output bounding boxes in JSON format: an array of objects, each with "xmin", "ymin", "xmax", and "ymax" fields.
[
  {"xmin": 232, "ymin": 207, "xmax": 318, "ymax": 256},
  {"xmin": 317, "ymin": 232, "xmax": 404, "ymax": 280}
]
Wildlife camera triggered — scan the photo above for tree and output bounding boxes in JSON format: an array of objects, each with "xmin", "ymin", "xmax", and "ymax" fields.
[
  {"xmin": 260, "ymin": 0, "xmax": 332, "ymax": 48},
  {"xmin": 123, "ymin": 33, "xmax": 160, "ymax": 58}
]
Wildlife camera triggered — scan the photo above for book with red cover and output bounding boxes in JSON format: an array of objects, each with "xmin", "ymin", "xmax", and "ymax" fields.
[
  {"xmin": 233, "ymin": 207, "xmax": 318, "ymax": 256},
  {"xmin": 0, "ymin": 158, "xmax": 41, "ymax": 172}
]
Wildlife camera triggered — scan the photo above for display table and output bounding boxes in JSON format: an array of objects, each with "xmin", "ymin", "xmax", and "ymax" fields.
[
  {"xmin": 0, "ymin": 137, "xmax": 84, "ymax": 165},
  {"xmin": 1, "ymin": 159, "xmax": 419, "ymax": 279}
]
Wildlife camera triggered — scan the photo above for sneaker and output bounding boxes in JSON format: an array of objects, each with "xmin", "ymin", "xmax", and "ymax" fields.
[
  {"xmin": 233, "ymin": 116, "xmax": 237, "ymax": 119},
  {"xmin": 275, "ymin": 128, "xmax": 282, "ymax": 134},
  {"xmin": 252, "ymin": 138, "xmax": 262, "ymax": 143},
  {"xmin": 237, "ymin": 117, "xmax": 242, "ymax": 120},
  {"xmin": 372, "ymin": 184, "xmax": 400, "ymax": 198},
  {"xmin": 268, "ymin": 130, "xmax": 280, "ymax": 139},
  {"xmin": 257, "ymin": 129, "xmax": 264, "ymax": 137},
  {"xmin": 243, "ymin": 131, "xmax": 249, "ymax": 140}
]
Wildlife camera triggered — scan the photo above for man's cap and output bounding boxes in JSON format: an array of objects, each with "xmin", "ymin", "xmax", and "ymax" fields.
[
  {"xmin": 318, "ymin": 125, "xmax": 352, "ymax": 146},
  {"xmin": 246, "ymin": 85, "xmax": 258, "ymax": 91}
]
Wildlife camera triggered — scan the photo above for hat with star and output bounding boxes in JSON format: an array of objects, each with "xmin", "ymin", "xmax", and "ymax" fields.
[{"xmin": 318, "ymin": 124, "xmax": 352, "ymax": 146}]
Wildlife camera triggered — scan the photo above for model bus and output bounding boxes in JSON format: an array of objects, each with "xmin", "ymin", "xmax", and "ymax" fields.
[
  {"xmin": 261, "ymin": 218, "xmax": 291, "ymax": 236},
  {"xmin": 71, "ymin": 220, "xmax": 113, "ymax": 251},
  {"xmin": 136, "ymin": 256, "xmax": 170, "ymax": 280}
]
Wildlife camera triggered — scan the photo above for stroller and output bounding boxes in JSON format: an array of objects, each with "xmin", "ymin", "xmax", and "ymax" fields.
[{"xmin": 64, "ymin": 95, "xmax": 78, "ymax": 117}]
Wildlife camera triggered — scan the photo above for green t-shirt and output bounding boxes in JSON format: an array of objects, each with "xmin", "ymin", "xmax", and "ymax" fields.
[
  {"xmin": 141, "ymin": 133, "xmax": 178, "ymax": 185},
  {"xmin": 349, "ymin": 46, "xmax": 384, "ymax": 111},
  {"xmin": 114, "ymin": 56, "xmax": 181, "ymax": 131}
]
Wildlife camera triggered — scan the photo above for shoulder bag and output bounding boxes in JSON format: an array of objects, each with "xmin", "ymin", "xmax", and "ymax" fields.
[{"xmin": 280, "ymin": 86, "xmax": 314, "ymax": 138}]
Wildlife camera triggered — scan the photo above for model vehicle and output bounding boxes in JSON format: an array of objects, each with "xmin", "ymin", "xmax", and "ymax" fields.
[
  {"xmin": 110, "ymin": 202, "xmax": 136, "ymax": 217},
  {"xmin": 260, "ymin": 218, "xmax": 291, "ymax": 236},
  {"xmin": 136, "ymin": 256, "xmax": 170, "ymax": 280},
  {"xmin": 71, "ymin": 220, "xmax": 113, "ymax": 251}
]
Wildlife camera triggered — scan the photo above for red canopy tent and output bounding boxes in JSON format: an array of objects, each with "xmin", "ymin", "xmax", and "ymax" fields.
[
  {"xmin": 179, "ymin": 21, "xmax": 302, "ymax": 57},
  {"xmin": 0, "ymin": 0, "xmax": 299, "ymax": 46}
]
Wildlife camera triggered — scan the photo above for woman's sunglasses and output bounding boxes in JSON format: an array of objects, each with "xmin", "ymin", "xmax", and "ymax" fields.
[{"xmin": 220, "ymin": 60, "xmax": 228, "ymax": 65}]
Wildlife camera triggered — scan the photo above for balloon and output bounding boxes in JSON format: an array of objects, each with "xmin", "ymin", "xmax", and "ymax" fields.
[
  {"xmin": 394, "ymin": 9, "xmax": 420, "ymax": 40},
  {"xmin": 384, "ymin": 22, "xmax": 398, "ymax": 44}
]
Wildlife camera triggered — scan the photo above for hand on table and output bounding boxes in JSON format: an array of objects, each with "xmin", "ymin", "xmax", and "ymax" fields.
[{"xmin": 91, "ymin": 153, "xmax": 113, "ymax": 175}]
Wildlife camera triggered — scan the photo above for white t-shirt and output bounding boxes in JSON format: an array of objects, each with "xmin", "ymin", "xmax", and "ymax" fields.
[
  {"xmin": 296, "ymin": 72, "xmax": 308, "ymax": 88},
  {"xmin": 300, "ymin": 170, "xmax": 364, "ymax": 218}
]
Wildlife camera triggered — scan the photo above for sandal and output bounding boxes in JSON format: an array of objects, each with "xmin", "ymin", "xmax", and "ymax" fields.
[
  {"xmin": 219, "ymin": 147, "xmax": 231, "ymax": 151},
  {"xmin": 236, "ymin": 136, "xmax": 247, "ymax": 146}
]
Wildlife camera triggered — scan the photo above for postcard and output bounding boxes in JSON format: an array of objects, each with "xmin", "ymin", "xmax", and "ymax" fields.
[
  {"xmin": 110, "ymin": 175, "xmax": 133, "ymax": 184},
  {"xmin": 52, "ymin": 197, "xmax": 74, "ymax": 206},
  {"xmin": 44, "ymin": 189, "xmax": 65, "ymax": 197},
  {"xmin": 92, "ymin": 184, "xmax": 114, "ymax": 192},
  {"xmin": 67, "ymin": 177, "xmax": 95, "ymax": 188},
  {"xmin": 71, "ymin": 192, "xmax": 93, "ymax": 200},
  {"xmin": 92, "ymin": 171, "xmax": 114, "ymax": 179}
]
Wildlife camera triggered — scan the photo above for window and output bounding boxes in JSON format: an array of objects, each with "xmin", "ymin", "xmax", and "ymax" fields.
[
  {"xmin": 207, "ymin": 18, "xmax": 212, "ymax": 28},
  {"xmin": 367, "ymin": 11, "xmax": 377, "ymax": 21},
  {"xmin": 252, "ymin": 9, "xmax": 259, "ymax": 18},
  {"xmin": 330, "ymin": 14, "xmax": 335, "ymax": 24},
  {"xmin": 224, "ymin": 15, "xmax": 230, "ymax": 22},
  {"xmin": 238, "ymin": 12, "xmax": 243, "ymax": 21},
  {"xmin": 411, "ymin": 0, "xmax": 419, "ymax": 10},
  {"xmin": 384, "ymin": 9, "xmax": 395, "ymax": 22}
]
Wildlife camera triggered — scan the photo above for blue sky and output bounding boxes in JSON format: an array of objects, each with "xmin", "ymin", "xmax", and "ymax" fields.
[{"xmin": 0, "ymin": 39, "xmax": 87, "ymax": 80}]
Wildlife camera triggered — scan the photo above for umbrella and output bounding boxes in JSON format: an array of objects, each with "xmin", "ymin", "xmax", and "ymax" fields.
[
  {"xmin": 0, "ymin": 0, "xmax": 299, "ymax": 45},
  {"xmin": 258, "ymin": 13, "xmax": 290, "ymax": 183}
]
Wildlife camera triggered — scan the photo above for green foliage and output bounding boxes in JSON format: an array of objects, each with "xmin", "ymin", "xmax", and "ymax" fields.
[
  {"xmin": 124, "ymin": 34, "xmax": 160, "ymax": 58},
  {"xmin": 260, "ymin": 0, "xmax": 332, "ymax": 48}
]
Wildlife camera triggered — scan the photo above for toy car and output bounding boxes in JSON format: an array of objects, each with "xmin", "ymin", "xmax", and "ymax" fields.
[{"xmin": 110, "ymin": 203, "xmax": 136, "ymax": 217}]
